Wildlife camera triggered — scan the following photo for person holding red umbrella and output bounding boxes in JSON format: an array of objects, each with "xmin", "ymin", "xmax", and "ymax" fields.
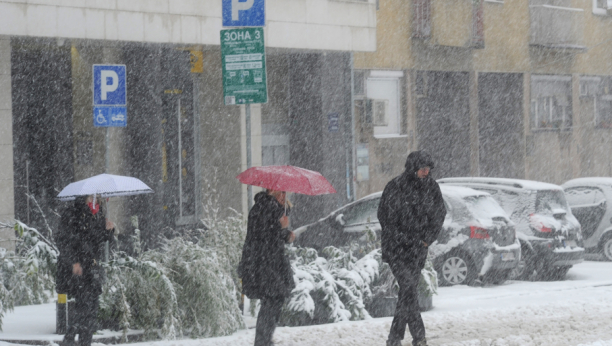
[
  {"xmin": 238, "ymin": 189, "xmax": 296, "ymax": 346},
  {"xmin": 237, "ymin": 165, "xmax": 336, "ymax": 346}
]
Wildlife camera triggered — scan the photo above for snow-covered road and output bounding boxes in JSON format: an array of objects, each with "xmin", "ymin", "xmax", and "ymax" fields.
[
  {"xmin": 131, "ymin": 260, "xmax": 612, "ymax": 346},
  {"xmin": 2, "ymin": 260, "xmax": 612, "ymax": 346}
]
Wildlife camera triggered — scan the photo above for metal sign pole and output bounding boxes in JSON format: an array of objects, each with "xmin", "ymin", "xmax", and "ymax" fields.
[
  {"xmin": 246, "ymin": 104, "xmax": 253, "ymax": 211},
  {"xmin": 105, "ymin": 127, "xmax": 110, "ymax": 262}
]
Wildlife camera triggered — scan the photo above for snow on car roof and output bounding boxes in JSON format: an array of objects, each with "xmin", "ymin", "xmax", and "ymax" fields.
[
  {"xmin": 562, "ymin": 177, "xmax": 612, "ymax": 188},
  {"xmin": 438, "ymin": 177, "xmax": 563, "ymax": 191},
  {"xmin": 439, "ymin": 185, "xmax": 489, "ymax": 200},
  {"xmin": 325, "ymin": 186, "xmax": 485, "ymax": 219}
]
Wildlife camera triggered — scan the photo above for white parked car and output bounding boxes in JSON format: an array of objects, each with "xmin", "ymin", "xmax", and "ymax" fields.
[
  {"xmin": 563, "ymin": 177, "xmax": 612, "ymax": 261},
  {"xmin": 438, "ymin": 177, "xmax": 584, "ymax": 281}
]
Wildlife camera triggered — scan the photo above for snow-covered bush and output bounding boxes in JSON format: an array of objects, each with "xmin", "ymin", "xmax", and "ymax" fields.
[
  {"xmin": 146, "ymin": 237, "xmax": 244, "ymax": 338},
  {"xmin": 0, "ymin": 221, "xmax": 58, "ymax": 331},
  {"xmin": 99, "ymin": 252, "xmax": 179, "ymax": 341},
  {"xmin": 99, "ymin": 225, "xmax": 246, "ymax": 340},
  {"xmin": 280, "ymin": 245, "xmax": 379, "ymax": 326},
  {"xmin": 419, "ymin": 256, "xmax": 438, "ymax": 297},
  {"xmin": 280, "ymin": 228, "xmax": 438, "ymax": 326}
]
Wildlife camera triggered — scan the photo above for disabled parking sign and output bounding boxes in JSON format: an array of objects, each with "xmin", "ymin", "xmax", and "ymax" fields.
[
  {"xmin": 93, "ymin": 106, "xmax": 127, "ymax": 127},
  {"xmin": 93, "ymin": 64, "xmax": 127, "ymax": 127}
]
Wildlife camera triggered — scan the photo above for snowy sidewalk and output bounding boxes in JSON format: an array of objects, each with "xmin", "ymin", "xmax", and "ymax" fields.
[
  {"xmin": 2, "ymin": 261, "xmax": 612, "ymax": 346},
  {"xmin": 0, "ymin": 302, "xmax": 143, "ymax": 345}
]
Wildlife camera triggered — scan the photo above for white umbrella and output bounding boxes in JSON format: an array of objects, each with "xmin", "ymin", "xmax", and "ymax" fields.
[{"xmin": 57, "ymin": 173, "xmax": 154, "ymax": 201}]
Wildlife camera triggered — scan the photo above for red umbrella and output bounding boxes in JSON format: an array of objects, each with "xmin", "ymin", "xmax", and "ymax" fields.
[{"xmin": 236, "ymin": 165, "xmax": 337, "ymax": 195}]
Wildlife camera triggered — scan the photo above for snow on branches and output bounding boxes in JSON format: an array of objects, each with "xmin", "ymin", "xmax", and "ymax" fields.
[
  {"xmin": 279, "ymin": 236, "xmax": 438, "ymax": 327},
  {"xmin": 98, "ymin": 216, "xmax": 246, "ymax": 341}
]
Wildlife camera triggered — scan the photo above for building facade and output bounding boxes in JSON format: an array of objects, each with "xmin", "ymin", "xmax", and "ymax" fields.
[
  {"xmin": 353, "ymin": 0, "xmax": 612, "ymax": 199},
  {"xmin": 0, "ymin": 0, "xmax": 377, "ymax": 250}
]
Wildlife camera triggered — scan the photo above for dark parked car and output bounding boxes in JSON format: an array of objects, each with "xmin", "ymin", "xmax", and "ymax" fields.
[
  {"xmin": 563, "ymin": 178, "xmax": 612, "ymax": 261},
  {"xmin": 294, "ymin": 185, "xmax": 520, "ymax": 286},
  {"xmin": 438, "ymin": 177, "xmax": 584, "ymax": 281}
]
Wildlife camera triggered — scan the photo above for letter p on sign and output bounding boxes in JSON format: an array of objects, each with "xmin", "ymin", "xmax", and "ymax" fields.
[
  {"xmin": 223, "ymin": 0, "xmax": 265, "ymax": 27},
  {"xmin": 93, "ymin": 65, "xmax": 126, "ymax": 106},
  {"xmin": 232, "ymin": 0, "xmax": 254, "ymax": 20},
  {"xmin": 100, "ymin": 70, "xmax": 118, "ymax": 100}
]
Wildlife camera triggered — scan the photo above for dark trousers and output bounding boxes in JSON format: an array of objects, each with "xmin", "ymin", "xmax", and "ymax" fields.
[
  {"xmin": 254, "ymin": 296, "xmax": 285, "ymax": 346},
  {"xmin": 66, "ymin": 288, "xmax": 100, "ymax": 346},
  {"xmin": 389, "ymin": 263, "xmax": 425, "ymax": 344}
]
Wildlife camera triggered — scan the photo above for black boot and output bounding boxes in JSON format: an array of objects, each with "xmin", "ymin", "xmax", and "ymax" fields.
[
  {"xmin": 412, "ymin": 338, "xmax": 428, "ymax": 346},
  {"xmin": 387, "ymin": 339, "xmax": 401, "ymax": 346}
]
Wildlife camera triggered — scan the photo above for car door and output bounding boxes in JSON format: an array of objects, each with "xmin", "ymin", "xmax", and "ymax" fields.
[{"xmin": 564, "ymin": 186, "xmax": 607, "ymax": 241}]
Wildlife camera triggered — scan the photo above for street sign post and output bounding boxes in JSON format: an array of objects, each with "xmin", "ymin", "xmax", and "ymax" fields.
[
  {"xmin": 92, "ymin": 64, "xmax": 126, "ymax": 261},
  {"xmin": 222, "ymin": 0, "xmax": 265, "ymax": 27},
  {"xmin": 93, "ymin": 64, "xmax": 127, "ymax": 127},
  {"xmin": 221, "ymin": 28, "xmax": 267, "ymax": 105}
]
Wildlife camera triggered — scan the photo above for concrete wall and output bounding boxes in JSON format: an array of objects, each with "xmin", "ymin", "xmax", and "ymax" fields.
[
  {"xmin": 0, "ymin": 0, "xmax": 376, "ymax": 52},
  {"xmin": 0, "ymin": 36, "xmax": 14, "ymax": 250}
]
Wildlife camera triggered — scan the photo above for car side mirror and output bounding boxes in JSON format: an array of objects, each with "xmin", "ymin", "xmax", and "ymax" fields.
[{"xmin": 329, "ymin": 214, "xmax": 346, "ymax": 229}]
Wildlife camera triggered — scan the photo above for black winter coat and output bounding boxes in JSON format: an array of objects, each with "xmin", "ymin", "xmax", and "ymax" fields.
[
  {"xmin": 238, "ymin": 192, "xmax": 295, "ymax": 299},
  {"xmin": 55, "ymin": 197, "xmax": 114, "ymax": 296},
  {"xmin": 377, "ymin": 151, "xmax": 446, "ymax": 268}
]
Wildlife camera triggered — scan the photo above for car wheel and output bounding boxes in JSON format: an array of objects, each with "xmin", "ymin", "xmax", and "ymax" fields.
[
  {"xmin": 438, "ymin": 252, "xmax": 476, "ymax": 286},
  {"xmin": 601, "ymin": 235, "xmax": 612, "ymax": 262}
]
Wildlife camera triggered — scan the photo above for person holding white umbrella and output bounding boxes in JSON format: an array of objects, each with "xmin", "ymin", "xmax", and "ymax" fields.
[
  {"xmin": 55, "ymin": 194, "xmax": 115, "ymax": 346},
  {"xmin": 55, "ymin": 174, "xmax": 153, "ymax": 346}
]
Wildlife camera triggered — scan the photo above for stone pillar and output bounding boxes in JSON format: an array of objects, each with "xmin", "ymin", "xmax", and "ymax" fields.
[
  {"xmin": 522, "ymin": 72, "xmax": 531, "ymax": 180},
  {"xmin": 571, "ymin": 73, "xmax": 582, "ymax": 178},
  {"xmin": 469, "ymin": 71, "xmax": 480, "ymax": 177},
  {"xmin": 0, "ymin": 36, "xmax": 15, "ymax": 251}
]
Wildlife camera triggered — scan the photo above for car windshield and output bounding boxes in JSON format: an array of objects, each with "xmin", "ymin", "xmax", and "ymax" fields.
[
  {"xmin": 536, "ymin": 190, "xmax": 569, "ymax": 213},
  {"xmin": 463, "ymin": 195, "xmax": 507, "ymax": 221}
]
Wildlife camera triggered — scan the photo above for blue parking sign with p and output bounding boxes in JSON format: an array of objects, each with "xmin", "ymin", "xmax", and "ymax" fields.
[
  {"xmin": 93, "ymin": 64, "xmax": 126, "ymax": 127},
  {"xmin": 93, "ymin": 65, "xmax": 126, "ymax": 106},
  {"xmin": 222, "ymin": 0, "xmax": 265, "ymax": 27}
]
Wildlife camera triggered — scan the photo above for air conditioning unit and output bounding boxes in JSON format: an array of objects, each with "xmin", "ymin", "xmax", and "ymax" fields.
[{"xmin": 365, "ymin": 99, "xmax": 389, "ymax": 126}]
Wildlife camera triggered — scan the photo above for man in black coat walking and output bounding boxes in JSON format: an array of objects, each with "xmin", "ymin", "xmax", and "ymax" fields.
[
  {"xmin": 377, "ymin": 151, "xmax": 446, "ymax": 346},
  {"xmin": 56, "ymin": 195, "xmax": 115, "ymax": 346},
  {"xmin": 239, "ymin": 190, "xmax": 296, "ymax": 346}
]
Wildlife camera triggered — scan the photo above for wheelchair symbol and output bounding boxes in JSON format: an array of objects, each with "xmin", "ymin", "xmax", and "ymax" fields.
[{"xmin": 96, "ymin": 109, "xmax": 107, "ymax": 124}]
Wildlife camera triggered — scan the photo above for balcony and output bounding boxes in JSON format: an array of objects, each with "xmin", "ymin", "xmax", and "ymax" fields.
[{"xmin": 529, "ymin": 1, "xmax": 585, "ymax": 50}]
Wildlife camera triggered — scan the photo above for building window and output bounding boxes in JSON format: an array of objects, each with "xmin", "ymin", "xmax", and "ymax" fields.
[
  {"xmin": 593, "ymin": 0, "xmax": 610, "ymax": 15},
  {"xmin": 531, "ymin": 75, "xmax": 573, "ymax": 130},
  {"xmin": 354, "ymin": 70, "xmax": 366, "ymax": 98},
  {"xmin": 580, "ymin": 76, "xmax": 612, "ymax": 129},
  {"xmin": 262, "ymin": 133, "xmax": 289, "ymax": 166},
  {"xmin": 356, "ymin": 144, "xmax": 369, "ymax": 181},
  {"xmin": 366, "ymin": 71, "xmax": 403, "ymax": 137}
]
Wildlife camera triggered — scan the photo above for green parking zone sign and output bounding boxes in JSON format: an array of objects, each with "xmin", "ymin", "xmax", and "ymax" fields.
[{"xmin": 221, "ymin": 28, "xmax": 267, "ymax": 105}]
